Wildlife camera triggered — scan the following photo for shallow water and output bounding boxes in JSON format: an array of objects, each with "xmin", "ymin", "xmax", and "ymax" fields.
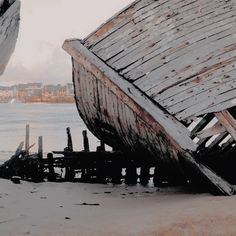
[{"xmin": 0, "ymin": 103, "xmax": 100, "ymax": 161}]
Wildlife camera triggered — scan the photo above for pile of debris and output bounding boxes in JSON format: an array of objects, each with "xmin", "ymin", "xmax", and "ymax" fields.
[
  {"xmin": 0, "ymin": 125, "xmax": 44, "ymax": 183},
  {"xmin": 0, "ymin": 125, "xmax": 235, "ymax": 197}
]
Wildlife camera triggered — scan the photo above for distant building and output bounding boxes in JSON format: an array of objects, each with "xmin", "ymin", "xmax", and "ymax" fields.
[{"xmin": 0, "ymin": 82, "xmax": 74, "ymax": 103}]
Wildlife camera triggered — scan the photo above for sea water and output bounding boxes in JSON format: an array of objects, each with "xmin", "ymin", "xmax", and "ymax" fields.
[{"xmin": 0, "ymin": 103, "xmax": 100, "ymax": 162}]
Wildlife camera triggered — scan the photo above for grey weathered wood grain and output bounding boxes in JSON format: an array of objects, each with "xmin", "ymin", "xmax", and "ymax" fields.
[
  {"xmin": 166, "ymin": 76, "xmax": 236, "ymax": 116},
  {"xmin": 83, "ymin": 0, "xmax": 236, "ymax": 122}
]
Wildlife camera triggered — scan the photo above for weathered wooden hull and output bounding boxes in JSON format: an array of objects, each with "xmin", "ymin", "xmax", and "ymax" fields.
[
  {"xmin": 63, "ymin": 0, "xmax": 236, "ymax": 195},
  {"xmin": 63, "ymin": 40, "xmax": 235, "ymax": 195},
  {"xmin": 64, "ymin": 40, "xmax": 198, "ymax": 180},
  {"xmin": 0, "ymin": 0, "xmax": 20, "ymax": 76}
]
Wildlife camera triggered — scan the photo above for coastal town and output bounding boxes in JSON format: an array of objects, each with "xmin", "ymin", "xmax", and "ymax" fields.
[{"xmin": 0, "ymin": 83, "xmax": 74, "ymax": 103}]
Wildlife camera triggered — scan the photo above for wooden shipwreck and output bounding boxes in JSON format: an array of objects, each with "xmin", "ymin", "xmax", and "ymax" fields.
[
  {"xmin": 63, "ymin": 0, "xmax": 236, "ymax": 195},
  {"xmin": 0, "ymin": 0, "xmax": 20, "ymax": 75}
]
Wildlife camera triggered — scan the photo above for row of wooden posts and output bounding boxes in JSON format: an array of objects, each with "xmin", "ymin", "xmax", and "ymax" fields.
[
  {"xmin": 0, "ymin": 125, "xmax": 165, "ymax": 185},
  {"xmin": 1, "ymin": 124, "xmax": 235, "ymax": 196}
]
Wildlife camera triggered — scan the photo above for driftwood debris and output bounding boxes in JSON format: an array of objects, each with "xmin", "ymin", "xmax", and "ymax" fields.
[
  {"xmin": 0, "ymin": 126, "xmax": 235, "ymax": 196},
  {"xmin": 0, "ymin": 141, "xmax": 24, "ymax": 170},
  {"xmin": 0, "ymin": 125, "xmax": 44, "ymax": 182}
]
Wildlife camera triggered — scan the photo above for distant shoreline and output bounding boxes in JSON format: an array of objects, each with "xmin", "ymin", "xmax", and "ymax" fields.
[
  {"xmin": 0, "ymin": 101, "xmax": 74, "ymax": 104},
  {"xmin": 0, "ymin": 83, "xmax": 75, "ymax": 104}
]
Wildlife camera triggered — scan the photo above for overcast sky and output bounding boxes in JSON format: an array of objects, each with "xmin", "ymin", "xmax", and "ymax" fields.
[{"xmin": 0, "ymin": 0, "xmax": 133, "ymax": 85}]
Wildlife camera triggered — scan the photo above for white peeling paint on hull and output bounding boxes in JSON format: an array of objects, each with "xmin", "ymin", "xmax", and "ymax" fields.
[{"xmin": 0, "ymin": 0, "xmax": 20, "ymax": 76}]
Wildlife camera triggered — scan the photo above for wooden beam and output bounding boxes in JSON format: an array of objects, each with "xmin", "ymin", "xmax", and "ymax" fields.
[
  {"xmin": 38, "ymin": 136, "xmax": 43, "ymax": 159},
  {"xmin": 25, "ymin": 124, "xmax": 29, "ymax": 155},
  {"xmin": 215, "ymin": 110, "xmax": 236, "ymax": 141},
  {"xmin": 207, "ymin": 132, "xmax": 227, "ymax": 151},
  {"xmin": 190, "ymin": 114, "xmax": 214, "ymax": 138},
  {"xmin": 66, "ymin": 127, "xmax": 73, "ymax": 152},
  {"xmin": 221, "ymin": 137, "xmax": 234, "ymax": 150},
  {"xmin": 82, "ymin": 130, "xmax": 90, "ymax": 152},
  {"xmin": 196, "ymin": 121, "xmax": 226, "ymax": 139}
]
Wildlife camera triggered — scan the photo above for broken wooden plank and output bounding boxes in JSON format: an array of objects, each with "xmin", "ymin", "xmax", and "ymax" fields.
[
  {"xmin": 25, "ymin": 124, "xmax": 30, "ymax": 155},
  {"xmin": 190, "ymin": 114, "xmax": 214, "ymax": 138},
  {"xmin": 221, "ymin": 136, "xmax": 235, "ymax": 150},
  {"xmin": 215, "ymin": 110, "xmax": 236, "ymax": 141},
  {"xmin": 196, "ymin": 121, "xmax": 226, "ymax": 139},
  {"xmin": 0, "ymin": 141, "xmax": 24, "ymax": 169},
  {"xmin": 206, "ymin": 132, "xmax": 228, "ymax": 151}
]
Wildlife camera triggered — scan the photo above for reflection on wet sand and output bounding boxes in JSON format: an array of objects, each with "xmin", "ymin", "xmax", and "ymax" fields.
[{"xmin": 0, "ymin": 0, "xmax": 20, "ymax": 76}]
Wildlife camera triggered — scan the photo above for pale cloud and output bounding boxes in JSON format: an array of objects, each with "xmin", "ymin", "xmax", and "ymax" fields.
[
  {"xmin": 0, "ymin": 0, "xmax": 133, "ymax": 85},
  {"xmin": 1, "ymin": 47, "xmax": 71, "ymax": 85}
]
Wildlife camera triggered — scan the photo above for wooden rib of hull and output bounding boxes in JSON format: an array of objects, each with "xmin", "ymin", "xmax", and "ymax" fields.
[{"xmin": 0, "ymin": 0, "xmax": 20, "ymax": 76}]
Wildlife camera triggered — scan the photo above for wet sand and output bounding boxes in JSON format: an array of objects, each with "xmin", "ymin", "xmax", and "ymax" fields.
[{"xmin": 1, "ymin": 179, "xmax": 236, "ymax": 236}]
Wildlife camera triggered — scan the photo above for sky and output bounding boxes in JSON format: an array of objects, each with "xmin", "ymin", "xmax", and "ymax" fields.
[{"xmin": 0, "ymin": 0, "xmax": 133, "ymax": 86}]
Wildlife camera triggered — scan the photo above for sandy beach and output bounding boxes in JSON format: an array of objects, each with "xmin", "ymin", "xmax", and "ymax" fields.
[
  {"xmin": 1, "ymin": 179, "xmax": 236, "ymax": 236},
  {"xmin": 1, "ymin": 0, "xmax": 236, "ymax": 235}
]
